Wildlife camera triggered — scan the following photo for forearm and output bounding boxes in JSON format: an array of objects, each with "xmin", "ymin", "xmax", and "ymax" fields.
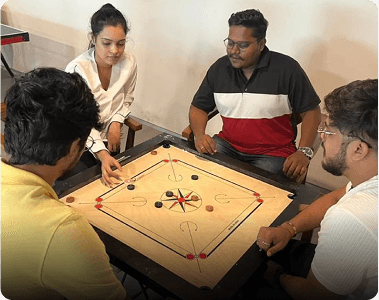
[
  {"xmin": 95, "ymin": 149, "xmax": 110, "ymax": 162},
  {"xmin": 281, "ymin": 274, "xmax": 309, "ymax": 300},
  {"xmin": 189, "ymin": 105, "xmax": 209, "ymax": 138},
  {"xmin": 298, "ymin": 106, "xmax": 321, "ymax": 148},
  {"xmin": 280, "ymin": 270, "xmax": 345, "ymax": 300},
  {"xmin": 287, "ymin": 187, "xmax": 346, "ymax": 234}
]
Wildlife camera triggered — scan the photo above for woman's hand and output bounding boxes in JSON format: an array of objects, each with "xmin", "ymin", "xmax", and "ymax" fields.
[
  {"xmin": 107, "ymin": 122, "xmax": 122, "ymax": 153},
  {"xmin": 96, "ymin": 150, "xmax": 122, "ymax": 187}
]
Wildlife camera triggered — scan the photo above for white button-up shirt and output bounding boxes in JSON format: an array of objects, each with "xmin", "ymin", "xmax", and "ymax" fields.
[{"xmin": 66, "ymin": 48, "xmax": 137, "ymax": 153}]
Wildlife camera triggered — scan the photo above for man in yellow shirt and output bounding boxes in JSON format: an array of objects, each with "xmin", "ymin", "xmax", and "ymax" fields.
[{"xmin": 1, "ymin": 68, "xmax": 131, "ymax": 300}]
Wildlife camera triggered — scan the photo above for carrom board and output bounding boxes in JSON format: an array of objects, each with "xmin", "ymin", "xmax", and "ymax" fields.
[{"xmin": 60, "ymin": 143, "xmax": 293, "ymax": 289}]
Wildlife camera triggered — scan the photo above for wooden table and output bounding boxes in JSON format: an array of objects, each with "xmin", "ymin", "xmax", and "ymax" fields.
[{"xmin": 54, "ymin": 133, "xmax": 329, "ymax": 300}]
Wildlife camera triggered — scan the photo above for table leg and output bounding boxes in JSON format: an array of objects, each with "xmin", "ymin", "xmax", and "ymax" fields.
[{"xmin": 1, "ymin": 53, "xmax": 14, "ymax": 78}]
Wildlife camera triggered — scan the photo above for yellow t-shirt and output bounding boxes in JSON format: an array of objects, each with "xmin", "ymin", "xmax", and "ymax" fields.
[{"xmin": 1, "ymin": 160, "xmax": 126, "ymax": 300}]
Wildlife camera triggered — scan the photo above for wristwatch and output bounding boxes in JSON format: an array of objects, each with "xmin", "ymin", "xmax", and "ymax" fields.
[{"xmin": 297, "ymin": 147, "xmax": 314, "ymax": 159}]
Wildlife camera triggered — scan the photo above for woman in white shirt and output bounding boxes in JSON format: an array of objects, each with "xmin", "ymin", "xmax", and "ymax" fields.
[{"xmin": 66, "ymin": 3, "xmax": 137, "ymax": 186}]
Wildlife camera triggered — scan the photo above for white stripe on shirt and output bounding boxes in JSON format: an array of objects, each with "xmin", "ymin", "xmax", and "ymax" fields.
[{"xmin": 214, "ymin": 93, "xmax": 292, "ymax": 119}]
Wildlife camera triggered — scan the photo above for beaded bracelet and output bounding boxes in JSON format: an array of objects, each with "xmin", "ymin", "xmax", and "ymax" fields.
[
  {"xmin": 281, "ymin": 221, "xmax": 297, "ymax": 237},
  {"xmin": 286, "ymin": 221, "xmax": 297, "ymax": 235}
]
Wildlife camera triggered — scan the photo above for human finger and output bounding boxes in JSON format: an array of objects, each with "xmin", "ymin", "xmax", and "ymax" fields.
[
  {"xmin": 289, "ymin": 165, "xmax": 302, "ymax": 179},
  {"xmin": 202, "ymin": 136, "xmax": 217, "ymax": 154},
  {"xmin": 108, "ymin": 168, "xmax": 122, "ymax": 181},
  {"xmin": 196, "ymin": 137, "xmax": 212, "ymax": 154},
  {"xmin": 109, "ymin": 141, "xmax": 119, "ymax": 153},
  {"xmin": 101, "ymin": 169, "xmax": 114, "ymax": 188},
  {"xmin": 282, "ymin": 158, "xmax": 292, "ymax": 173},
  {"xmin": 206, "ymin": 137, "xmax": 217, "ymax": 154},
  {"xmin": 256, "ymin": 237, "xmax": 271, "ymax": 252},
  {"xmin": 111, "ymin": 158, "xmax": 123, "ymax": 173},
  {"xmin": 266, "ymin": 240, "xmax": 288, "ymax": 257},
  {"xmin": 284, "ymin": 163, "xmax": 296, "ymax": 178}
]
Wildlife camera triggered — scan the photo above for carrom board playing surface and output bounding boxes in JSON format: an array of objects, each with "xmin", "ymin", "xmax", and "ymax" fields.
[{"xmin": 60, "ymin": 144, "xmax": 293, "ymax": 288}]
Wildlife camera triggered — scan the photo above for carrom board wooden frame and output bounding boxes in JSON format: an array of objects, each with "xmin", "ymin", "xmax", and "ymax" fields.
[{"xmin": 55, "ymin": 134, "xmax": 300, "ymax": 300}]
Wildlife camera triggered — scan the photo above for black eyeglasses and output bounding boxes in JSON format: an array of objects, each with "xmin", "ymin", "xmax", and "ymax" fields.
[{"xmin": 223, "ymin": 38, "xmax": 259, "ymax": 51}]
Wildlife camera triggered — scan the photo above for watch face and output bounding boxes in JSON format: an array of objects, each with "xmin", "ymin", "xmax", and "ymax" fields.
[{"xmin": 299, "ymin": 147, "xmax": 313, "ymax": 158}]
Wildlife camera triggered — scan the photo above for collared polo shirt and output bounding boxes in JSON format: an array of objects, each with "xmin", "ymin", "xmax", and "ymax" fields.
[
  {"xmin": 1, "ymin": 160, "xmax": 126, "ymax": 300},
  {"xmin": 192, "ymin": 46, "xmax": 320, "ymax": 157}
]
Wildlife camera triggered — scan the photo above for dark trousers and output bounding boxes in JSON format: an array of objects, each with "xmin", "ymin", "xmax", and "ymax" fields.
[
  {"xmin": 235, "ymin": 240, "xmax": 316, "ymax": 300},
  {"xmin": 213, "ymin": 135, "xmax": 288, "ymax": 179}
]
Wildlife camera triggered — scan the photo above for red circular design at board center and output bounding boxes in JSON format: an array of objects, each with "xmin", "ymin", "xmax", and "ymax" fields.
[{"xmin": 178, "ymin": 198, "xmax": 185, "ymax": 203}]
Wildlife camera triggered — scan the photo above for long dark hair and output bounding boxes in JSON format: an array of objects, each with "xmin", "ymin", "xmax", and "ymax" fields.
[{"xmin": 89, "ymin": 3, "xmax": 129, "ymax": 49}]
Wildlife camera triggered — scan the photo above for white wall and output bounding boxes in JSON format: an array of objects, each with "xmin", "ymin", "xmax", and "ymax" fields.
[{"xmin": 1, "ymin": 0, "xmax": 377, "ymax": 190}]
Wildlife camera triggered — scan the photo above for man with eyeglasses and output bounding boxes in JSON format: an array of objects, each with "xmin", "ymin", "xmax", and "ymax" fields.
[
  {"xmin": 189, "ymin": 9, "xmax": 321, "ymax": 182},
  {"xmin": 1, "ymin": 68, "xmax": 132, "ymax": 299},
  {"xmin": 253, "ymin": 79, "xmax": 377, "ymax": 299}
]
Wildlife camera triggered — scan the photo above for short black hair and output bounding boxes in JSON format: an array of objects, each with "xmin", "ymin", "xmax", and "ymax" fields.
[
  {"xmin": 228, "ymin": 9, "xmax": 269, "ymax": 40},
  {"xmin": 4, "ymin": 68, "xmax": 103, "ymax": 165},
  {"xmin": 325, "ymin": 79, "xmax": 378, "ymax": 149},
  {"xmin": 90, "ymin": 3, "xmax": 129, "ymax": 47}
]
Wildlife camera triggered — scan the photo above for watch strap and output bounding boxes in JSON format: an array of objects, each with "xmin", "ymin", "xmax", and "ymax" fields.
[{"xmin": 297, "ymin": 147, "xmax": 314, "ymax": 159}]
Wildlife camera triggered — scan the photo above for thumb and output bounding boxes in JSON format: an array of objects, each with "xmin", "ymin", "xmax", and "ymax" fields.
[
  {"xmin": 114, "ymin": 160, "xmax": 123, "ymax": 173},
  {"xmin": 266, "ymin": 241, "xmax": 286, "ymax": 257}
]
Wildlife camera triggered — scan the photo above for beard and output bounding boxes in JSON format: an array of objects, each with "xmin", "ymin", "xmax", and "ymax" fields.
[{"xmin": 321, "ymin": 140, "xmax": 349, "ymax": 176}]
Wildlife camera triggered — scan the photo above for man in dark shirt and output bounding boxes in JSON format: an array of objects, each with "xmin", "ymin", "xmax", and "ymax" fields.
[{"xmin": 190, "ymin": 9, "xmax": 321, "ymax": 181}]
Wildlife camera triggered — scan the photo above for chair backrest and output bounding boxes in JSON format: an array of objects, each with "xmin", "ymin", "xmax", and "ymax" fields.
[{"xmin": 182, "ymin": 109, "xmax": 219, "ymax": 142}]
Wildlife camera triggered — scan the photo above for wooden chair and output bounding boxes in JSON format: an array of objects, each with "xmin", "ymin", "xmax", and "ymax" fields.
[
  {"xmin": 182, "ymin": 109, "xmax": 219, "ymax": 142},
  {"xmin": 0, "ymin": 102, "xmax": 142, "ymax": 151},
  {"xmin": 123, "ymin": 116, "xmax": 143, "ymax": 150}
]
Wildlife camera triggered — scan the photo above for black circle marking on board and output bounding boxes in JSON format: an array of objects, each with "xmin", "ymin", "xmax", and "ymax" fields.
[
  {"xmin": 166, "ymin": 191, "xmax": 174, "ymax": 197},
  {"xmin": 155, "ymin": 201, "xmax": 163, "ymax": 208},
  {"xmin": 191, "ymin": 175, "xmax": 199, "ymax": 180},
  {"xmin": 127, "ymin": 184, "xmax": 135, "ymax": 190}
]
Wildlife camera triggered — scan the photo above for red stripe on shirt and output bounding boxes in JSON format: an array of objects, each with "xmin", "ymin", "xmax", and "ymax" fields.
[{"xmin": 217, "ymin": 114, "xmax": 297, "ymax": 157}]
